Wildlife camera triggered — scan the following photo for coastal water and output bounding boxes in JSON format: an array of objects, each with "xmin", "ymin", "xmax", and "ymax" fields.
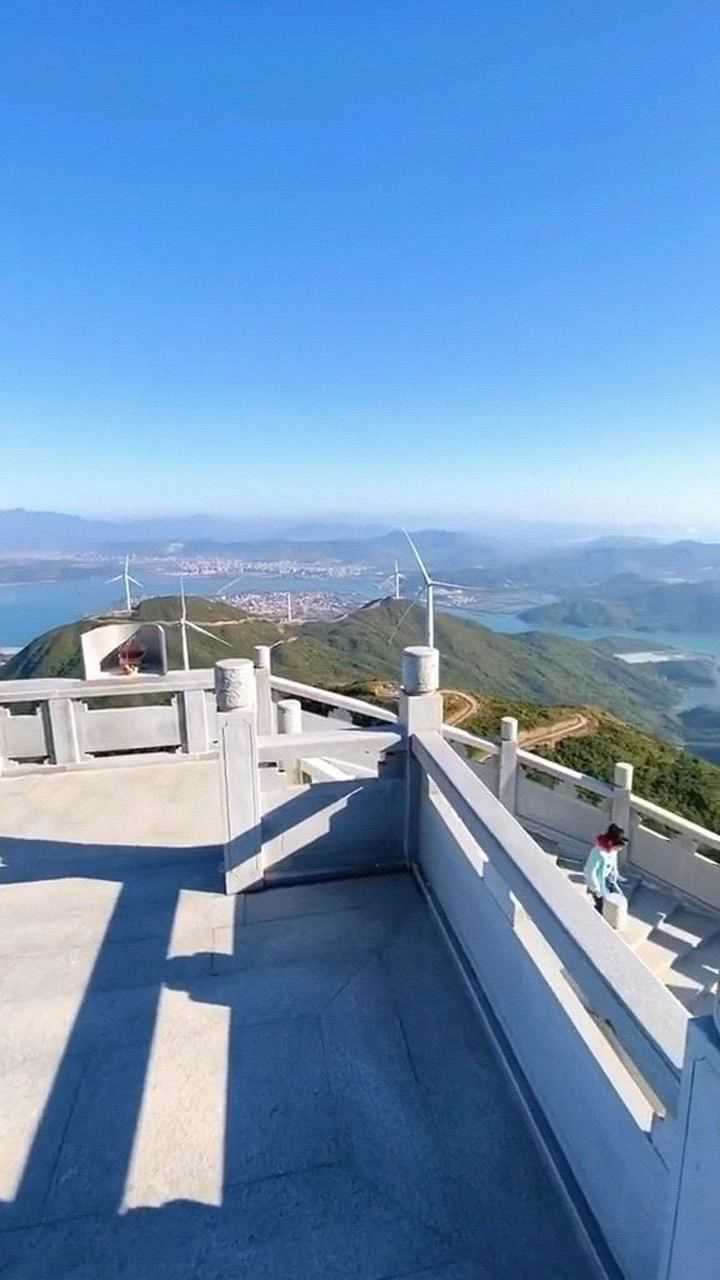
[{"xmin": 0, "ymin": 573, "xmax": 381, "ymax": 648}]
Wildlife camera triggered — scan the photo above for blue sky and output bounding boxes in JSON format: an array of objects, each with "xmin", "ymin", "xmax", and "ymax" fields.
[{"xmin": 1, "ymin": 2, "xmax": 718, "ymax": 527}]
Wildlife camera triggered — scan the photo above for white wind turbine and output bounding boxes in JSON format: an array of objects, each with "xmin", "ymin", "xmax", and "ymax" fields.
[
  {"xmin": 107, "ymin": 555, "xmax": 143, "ymax": 614},
  {"xmin": 215, "ymin": 574, "xmax": 244, "ymax": 598},
  {"xmin": 178, "ymin": 577, "xmax": 231, "ymax": 672},
  {"xmin": 395, "ymin": 530, "xmax": 463, "ymax": 649},
  {"xmin": 379, "ymin": 560, "xmax": 406, "ymax": 600}
]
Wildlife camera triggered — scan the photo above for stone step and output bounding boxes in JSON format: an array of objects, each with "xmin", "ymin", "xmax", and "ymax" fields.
[
  {"xmin": 664, "ymin": 968, "xmax": 708, "ymax": 1011},
  {"xmin": 621, "ymin": 885, "xmax": 679, "ymax": 950},
  {"xmin": 635, "ymin": 909, "xmax": 720, "ymax": 977},
  {"xmin": 668, "ymin": 933, "xmax": 720, "ymax": 991},
  {"xmin": 690, "ymin": 987, "xmax": 718, "ymax": 1018}
]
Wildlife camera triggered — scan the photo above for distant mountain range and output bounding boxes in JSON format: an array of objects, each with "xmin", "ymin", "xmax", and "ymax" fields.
[
  {"xmin": 0, "ymin": 509, "xmax": 401, "ymax": 552},
  {"xmin": 1, "ymin": 595, "xmax": 678, "ymax": 736},
  {"xmin": 0, "ymin": 508, "xmax": 494, "ymax": 569},
  {"xmin": 504, "ymin": 539, "xmax": 720, "ymax": 590},
  {"xmin": 522, "ymin": 575, "xmax": 720, "ymax": 633}
]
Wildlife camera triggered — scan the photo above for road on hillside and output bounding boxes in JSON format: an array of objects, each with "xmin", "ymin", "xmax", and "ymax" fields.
[
  {"xmin": 440, "ymin": 691, "xmax": 594, "ymax": 749},
  {"xmin": 441, "ymin": 690, "xmax": 481, "ymax": 726},
  {"xmin": 519, "ymin": 713, "xmax": 594, "ymax": 750}
]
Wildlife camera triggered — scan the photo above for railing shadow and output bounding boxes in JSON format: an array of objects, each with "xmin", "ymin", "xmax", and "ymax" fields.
[{"xmin": 0, "ymin": 836, "xmax": 227, "ymax": 1250}]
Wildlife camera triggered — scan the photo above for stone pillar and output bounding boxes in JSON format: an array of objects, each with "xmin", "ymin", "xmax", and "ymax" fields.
[
  {"xmin": 215, "ymin": 659, "xmax": 261, "ymax": 894},
  {"xmin": 0, "ymin": 706, "xmax": 9, "ymax": 775},
  {"xmin": 277, "ymin": 697, "xmax": 303, "ymax": 784},
  {"xmin": 612, "ymin": 761, "xmax": 634, "ymax": 868},
  {"xmin": 253, "ymin": 645, "xmax": 275, "ymax": 735},
  {"xmin": 498, "ymin": 716, "xmax": 519, "ymax": 812},
  {"xmin": 399, "ymin": 646, "xmax": 443, "ymax": 861},
  {"xmin": 660, "ymin": 1016, "xmax": 720, "ymax": 1280},
  {"xmin": 43, "ymin": 698, "xmax": 82, "ymax": 765},
  {"xmin": 178, "ymin": 688, "xmax": 210, "ymax": 754}
]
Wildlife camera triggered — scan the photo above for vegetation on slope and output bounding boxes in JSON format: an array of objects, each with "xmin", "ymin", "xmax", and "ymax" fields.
[{"xmin": 522, "ymin": 577, "xmax": 720, "ymax": 633}]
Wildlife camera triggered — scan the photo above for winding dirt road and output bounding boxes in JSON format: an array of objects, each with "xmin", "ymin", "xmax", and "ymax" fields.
[{"xmin": 441, "ymin": 690, "xmax": 594, "ymax": 748}]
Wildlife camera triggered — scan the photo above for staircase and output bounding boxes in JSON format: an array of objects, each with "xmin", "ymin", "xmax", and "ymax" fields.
[{"xmin": 533, "ymin": 835, "xmax": 720, "ymax": 1018}]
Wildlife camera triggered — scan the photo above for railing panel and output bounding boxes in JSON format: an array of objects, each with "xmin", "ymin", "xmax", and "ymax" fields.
[
  {"xmin": 630, "ymin": 824, "xmax": 720, "ymax": 913},
  {"xmin": 80, "ymin": 704, "xmax": 182, "ymax": 755},
  {"xmin": 516, "ymin": 770, "xmax": 611, "ymax": 850},
  {"xmin": 2, "ymin": 710, "xmax": 47, "ymax": 762}
]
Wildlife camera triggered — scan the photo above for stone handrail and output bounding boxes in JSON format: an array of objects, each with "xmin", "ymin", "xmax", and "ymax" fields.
[
  {"xmin": 0, "ymin": 671, "xmax": 212, "ymax": 702},
  {"xmin": 257, "ymin": 727, "xmax": 402, "ymax": 764},
  {"xmin": 413, "ymin": 729, "xmax": 686, "ymax": 1110},
  {"xmin": 269, "ymin": 675, "xmax": 399, "ymax": 723},
  {"xmin": 516, "ymin": 747, "xmax": 615, "ymax": 798},
  {"xmin": 442, "ymin": 724, "xmax": 499, "ymax": 755},
  {"xmin": 630, "ymin": 793, "xmax": 720, "ymax": 853}
]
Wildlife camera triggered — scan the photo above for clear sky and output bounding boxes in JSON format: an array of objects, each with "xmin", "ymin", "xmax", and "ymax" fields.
[{"xmin": 1, "ymin": 2, "xmax": 718, "ymax": 528}]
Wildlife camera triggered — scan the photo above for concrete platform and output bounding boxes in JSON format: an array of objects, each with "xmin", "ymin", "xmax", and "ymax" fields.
[{"xmin": 0, "ymin": 841, "xmax": 595, "ymax": 1280}]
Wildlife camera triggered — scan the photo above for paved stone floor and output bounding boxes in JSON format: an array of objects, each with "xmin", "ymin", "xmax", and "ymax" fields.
[{"xmin": 0, "ymin": 840, "xmax": 595, "ymax": 1280}]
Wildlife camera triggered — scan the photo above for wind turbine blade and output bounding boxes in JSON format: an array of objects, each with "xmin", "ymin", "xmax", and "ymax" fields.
[
  {"xmin": 127, "ymin": 576, "xmax": 143, "ymax": 588},
  {"xmin": 216, "ymin": 576, "xmax": 243, "ymax": 596},
  {"xmin": 430, "ymin": 580, "xmax": 464, "ymax": 591},
  {"xmin": 107, "ymin": 575, "xmax": 123, "ymax": 583},
  {"xmin": 402, "ymin": 529, "xmax": 431, "ymax": 584},
  {"xmin": 187, "ymin": 622, "xmax": 232, "ymax": 646},
  {"xmin": 388, "ymin": 590, "xmax": 424, "ymax": 645}
]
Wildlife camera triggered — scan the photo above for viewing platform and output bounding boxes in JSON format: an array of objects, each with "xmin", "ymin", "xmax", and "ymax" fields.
[{"xmin": 1, "ymin": 647, "xmax": 719, "ymax": 1280}]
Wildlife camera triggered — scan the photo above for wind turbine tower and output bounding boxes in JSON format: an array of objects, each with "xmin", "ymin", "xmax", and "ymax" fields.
[
  {"xmin": 178, "ymin": 578, "xmax": 231, "ymax": 672},
  {"xmin": 402, "ymin": 530, "xmax": 463, "ymax": 649},
  {"xmin": 107, "ymin": 555, "xmax": 143, "ymax": 614}
]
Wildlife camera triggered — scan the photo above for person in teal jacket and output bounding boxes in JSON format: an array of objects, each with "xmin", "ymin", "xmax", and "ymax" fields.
[{"xmin": 584, "ymin": 823, "xmax": 627, "ymax": 914}]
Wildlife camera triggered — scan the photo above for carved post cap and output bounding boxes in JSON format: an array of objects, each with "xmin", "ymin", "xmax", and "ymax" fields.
[{"xmin": 215, "ymin": 659, "xmax": 256, "ymax": 712}]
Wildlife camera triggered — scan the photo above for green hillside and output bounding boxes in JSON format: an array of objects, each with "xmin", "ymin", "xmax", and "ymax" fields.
[
  {"xmin": 2, "ymin": 594, "xmax": 677, "ymax": 736},
  {"xmin": 522, "ymin": 577, "xmax": 720, "ymax": 633}
]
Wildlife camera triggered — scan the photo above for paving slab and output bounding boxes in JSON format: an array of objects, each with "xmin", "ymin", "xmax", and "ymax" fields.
[{"xmin": 0, "ymin": 851, "xmax": 595, "ymax": 1279}]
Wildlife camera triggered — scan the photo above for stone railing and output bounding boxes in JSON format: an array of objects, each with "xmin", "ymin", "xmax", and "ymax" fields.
[
  {"xmin": 0, "ymin": 672, "xmax": 218, "ymax": 769},
  {"xmin": 0, "ymin": 649, "xmax": 400, "ymax": 772}
]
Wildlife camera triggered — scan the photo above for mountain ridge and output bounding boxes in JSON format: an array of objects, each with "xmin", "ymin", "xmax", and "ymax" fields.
[{"xmin": 1, "ymin": 595, "xmax": 678, "ymax": 737}]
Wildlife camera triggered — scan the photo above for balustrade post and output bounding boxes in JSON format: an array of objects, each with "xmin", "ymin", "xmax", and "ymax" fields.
[
  {"xmin": 0, "ymin": 706, "xmax": 9, "ymax": 775},
  {"xmin": 612, "ymin": 761, "xmax": 634, "ymax": 867},
  {"xmin": 498, "ymin": 716, "xmax": 519, "ymax": 812},
  {"xmin": 215, "ymin": 659, "xmax": 261, "ymax": 894},
  {"xmin": 660, "ymin": 1016, "xmax": 720, "ymax": 1280},
  {"xmin": 277, "ymin": 698, "xmax": 303, "ymax": 784},
  {"xmin": 178, "ymin": 688, "xmax": 210, "ymax": 754},
  {"xmin": 43, "ymin": 697, "xmax": 82, "ymax": 765},
  {"xmin": 399, "ymin": 646, "xmax": 443, "ymax": 861},
  {"xmin": 254, "ymin": 645, "xmax": 275, "ymax": 735}
]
